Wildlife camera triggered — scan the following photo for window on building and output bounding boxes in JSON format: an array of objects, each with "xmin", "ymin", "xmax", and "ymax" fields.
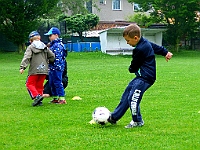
[
  {"xmin": 134, "ymin": 3, "xmax": 142, "ymax": 12},
  {"xmin": 112, "ymin": 0, "xmax": 121, "ymax": 10},
  {"xmin": 100, "ymin": 0, "xmax": 106, "ymax": 5},
  {"xmin": 86, "ymin": 0, "xmax": 92, "ymax": 13}
]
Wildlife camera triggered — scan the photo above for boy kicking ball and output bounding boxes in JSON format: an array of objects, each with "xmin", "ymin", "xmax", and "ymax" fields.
[{"xmin": 107, "ymin": 24, "xmax": 173, "ymax": 128}]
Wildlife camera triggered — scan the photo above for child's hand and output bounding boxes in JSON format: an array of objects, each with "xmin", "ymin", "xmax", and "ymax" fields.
[
  {"xmin": 46, "ymin": 42, "xmax": 51, "ymax": 48},
  {"xmin": 20, "ymin": 69, "xmax": 24, "ymax": 74},
  {"xmin": 165, "ymin": 52, "xmax": 173, "ymax": 62}
]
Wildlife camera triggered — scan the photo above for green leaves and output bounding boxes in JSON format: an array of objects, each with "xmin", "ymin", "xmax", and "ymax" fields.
[
  {"xmin": 59, "ymin": 0, "xmax": 93, "ymax": 15},
  {"xmin": 0, "ymin": 0, "xmax": 59, "ymax": 52},
  {"xmin": 128, "ymin": 0, "xmax": 200, "ymax": 50},
  {"xmin": 61, "ymin": 13, "xmax": 99, "ymax": 41}
]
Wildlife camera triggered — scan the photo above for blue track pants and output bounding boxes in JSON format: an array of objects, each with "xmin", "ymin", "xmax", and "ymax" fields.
[
  {"xmin": 49, "ymin": 70, "xmax": 65, "ymax": 97},
  {"xmin": 112, "ymin": 78, "xmax": 152, "ymax": 122}
]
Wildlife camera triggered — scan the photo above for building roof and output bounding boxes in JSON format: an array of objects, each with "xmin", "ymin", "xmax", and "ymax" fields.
[
  {"xmin": 99, "ymin": 26, "xmax": 167, "ymax": 35},
  {"xmin": 84, "ymin": 25, "xmax": 167, "ymax": 37}
]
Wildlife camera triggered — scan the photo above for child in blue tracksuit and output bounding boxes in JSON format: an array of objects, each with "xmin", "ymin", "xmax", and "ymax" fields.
[
  {"xmin": 44, "ymin": 27, "xmax": 67, "ymax": 104},
  {"xmin": 107, "ymin": 24, "xmax": 173, "ymax": 128}
]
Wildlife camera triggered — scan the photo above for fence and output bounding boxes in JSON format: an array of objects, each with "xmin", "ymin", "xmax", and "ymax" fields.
[{"xmin": 65, "ymin": 42, "xmax": 101, "ymax": 52}]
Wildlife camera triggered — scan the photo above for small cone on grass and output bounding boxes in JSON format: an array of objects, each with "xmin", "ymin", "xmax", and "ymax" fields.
[
  {"xmin": 89, "ymin": 119, "xmax": 96, "ymax": 124},
  {"xmin": 72, "ymin": 96, "xmax": 82, "ymax": 100}
]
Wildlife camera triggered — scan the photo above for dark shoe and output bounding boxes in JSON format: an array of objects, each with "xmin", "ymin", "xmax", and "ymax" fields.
[
  {"xmin": 107, "ymin": 116, "xmax": 117, "ymax": 124},
  {"xmin": 49, "ymin": 98, "xmax": 59, "ymax": 104},
  {"xmin": 32, "ymin": 95, "xmax": 43, "ymax": 106},
  {"xmin": 58, "ymin": 100, "xmax": 66, "ymax": 104},
  {"xmin": 124, "ymin": 120, "xmax": 144, "ymax": 128},
  {"xmin": 38, "ymin": 101, "xmax": 43, "ymax": 106},
  {"xmin": 99, "ymin": 122, "xmax": 106, "ymax": 125}
]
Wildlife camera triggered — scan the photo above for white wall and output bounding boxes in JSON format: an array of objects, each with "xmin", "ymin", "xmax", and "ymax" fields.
[
  {"xmin": 99, "ymin": 32, "xmax": 107, "ymax": 53},
  {"xmin": 143, "ymin": 33, "xmax": 162, "ymax": 46},
  {"xmin": 143, "ymin": 35, "xmax": 156, "ymax": 43},
  {"xmin": 92, "ymin": 0, "xmax": 134, "ymax": 21},
  {"xmin": 99, "ymin": 28, "xmax": 166, "ymax": 55},
  {"xmin": 155, "ymin": 32, "xmax": 162, "ymax": 46}
]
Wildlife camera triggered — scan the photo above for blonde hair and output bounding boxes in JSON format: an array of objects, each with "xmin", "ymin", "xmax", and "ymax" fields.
[
  {"xmin": 29, "ymin": 35, "xmax": 40, "ymax": 42},
  {"xmin": 123, "ymin": 24, "xmax": 141, "ymax": 38}
]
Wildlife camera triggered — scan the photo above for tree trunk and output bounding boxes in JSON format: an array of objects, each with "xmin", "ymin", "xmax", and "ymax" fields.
[
  {"xmin": 175, "ymin": 38, "xmax": 180, "ymax": 52},
  {"xmin": 18, "ymin": 43, "xmax": 26, "ymax": 54},
  {"xmin": 78, "ymin": 31, "xmax": 84, "ymax": 42}
]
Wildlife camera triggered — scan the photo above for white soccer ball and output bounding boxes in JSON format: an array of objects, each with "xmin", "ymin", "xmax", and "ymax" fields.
[{"xmin": 92, "ymin": 107, "xmax": 110, "ymax": 125}]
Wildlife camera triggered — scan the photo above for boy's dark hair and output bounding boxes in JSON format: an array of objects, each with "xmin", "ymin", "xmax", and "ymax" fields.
[{"xmin": 123, "ymin": 24, "xmax": 141, "ymax": 38}]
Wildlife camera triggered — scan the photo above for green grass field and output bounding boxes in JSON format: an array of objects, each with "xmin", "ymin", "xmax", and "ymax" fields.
[{"xmin": 0, "ymin": 51, "xmax": 200, "ymax": 150}]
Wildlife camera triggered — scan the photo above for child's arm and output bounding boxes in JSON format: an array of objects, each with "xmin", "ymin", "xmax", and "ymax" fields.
[
  {"xmin": 19, "ymin": 46, "xmax": 32, "ymax": 73},
  {"xmin": 150, "ymin": 42, "xmax": 173, "ymax": 62},
  {"xmin": 46, "ymin": 47, "xmax": 55, "ymax": 63},
  {"xmin": 129, "ymin": 49, "xmax": 145, "ymax": 73},
  {"xmin": 150, "ymin": 42, "xmax": 168, "ymax": 56}
]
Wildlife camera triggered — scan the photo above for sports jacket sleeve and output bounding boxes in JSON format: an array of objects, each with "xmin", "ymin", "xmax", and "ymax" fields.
[
  {"xmin": 20, "ymin": 46, "xmax": 32, "ymax": 70},
  {"xmin": 150, "ymin": 42, "xmax": 168, "ymax": 56},
  {"xmin": 129, "ymin": 48, "xmax": 145, "ymax": 73},
  {"xmin": 46, "ymin": 47, "xmax": 55, "ymax": 63}
]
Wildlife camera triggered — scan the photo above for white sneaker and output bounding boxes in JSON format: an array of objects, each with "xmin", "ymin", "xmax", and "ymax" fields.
[{"xmin": 124, "ymin": 120, "xmax": 144, "ymax": 128}]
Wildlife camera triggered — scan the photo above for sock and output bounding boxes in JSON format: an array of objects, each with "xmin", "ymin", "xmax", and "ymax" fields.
[
  {"xmin": 53, "ymin": 96, "xmax": 59, "ymax": 100},
  {"xmin": 130, "ymin": 120, "xmax": 134, "ymax": 125},
  {"xmin": 59, "ymin": 97, "xmax": 65, "ymax": 100}
]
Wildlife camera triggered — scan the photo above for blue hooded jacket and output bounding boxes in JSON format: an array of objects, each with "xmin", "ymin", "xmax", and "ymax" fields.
[
  {"xmin": 49, "ymin": 38, "xmax": 67, "ymax": 71},
  {"xmin": 129, "ymin": 37, "xmax": 168, "ymax": 85}
]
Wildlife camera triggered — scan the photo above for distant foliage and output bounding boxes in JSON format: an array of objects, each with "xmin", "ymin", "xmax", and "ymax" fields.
[
  {"xmin": 127, "ymin": 13, "xmax": 152, "ymax": 27},
  {"xmin": 128, "ymin": 0, "xmax": 200, "ymax": 51},
  {"xmin": 59, "ymin": 14, "xmax": 99, "ymax": 41},
  {"xmin": 0, "ymin": 0, "xmax": 59, "ymax": 53}
]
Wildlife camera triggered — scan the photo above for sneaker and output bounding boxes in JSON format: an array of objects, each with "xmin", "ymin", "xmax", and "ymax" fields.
[
  {"xmin": 49, "ymin": 98, "xmax": 59, "ymax": 104},
  {"xmin": 107, "ymin": 116, "xmax": 117, "ymax": 124},
  {"xmin": 99, "ymin": 122, "xmax": 106, "ymax": 125},
  {"xmin": 32, "ymin": 95, "xmax": 43, "ymax": 106},
  {"xmin": 38, "ymin": 101, "xmax": 43, "ymax": 106},
  {"xmin": 124, "ymin": 120, "xmax": 144, "ymax": 128},
  {"xmin": 58, "ymin": 100, "xmax": 66, "ymax": 104}
]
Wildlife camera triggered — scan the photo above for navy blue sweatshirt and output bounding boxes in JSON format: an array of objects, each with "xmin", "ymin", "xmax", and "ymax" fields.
[{"xmin": 129, "ymin": 37, "xmax": 168, "ymax": 85}]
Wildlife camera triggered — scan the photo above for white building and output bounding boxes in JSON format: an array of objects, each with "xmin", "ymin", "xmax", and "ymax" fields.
[
  {"xmin": 91, "ymin": 0, "xmax": 134, "ymax": 21},
  {"xmin": 99, "ymin": 26, "xmax": 167, "ymax": 55}
]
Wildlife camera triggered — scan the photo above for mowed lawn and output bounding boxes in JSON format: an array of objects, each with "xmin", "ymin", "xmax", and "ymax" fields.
[{"xmin": 0, "ymin": 51, "xmax": 200, "ymax": 150}]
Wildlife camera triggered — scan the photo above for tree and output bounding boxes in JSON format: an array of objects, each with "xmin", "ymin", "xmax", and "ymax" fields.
[
  {"xmin": 59, "ymin": 13, "xmax": 99, "ymax": 41},
  {"xmin": 127, "ymin": 13, "xmax": 152, "ymax": 27},
  {"xmin": 0, "ymin": 0, "xmax": 59, "ymax": 53},
  {"xmin": 128, "ymin": 0, "xmax": 200, "ymax": 51},
  {"xmin": 58, "ymin": 0, "xmax": 95, "ymax": 15}
]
